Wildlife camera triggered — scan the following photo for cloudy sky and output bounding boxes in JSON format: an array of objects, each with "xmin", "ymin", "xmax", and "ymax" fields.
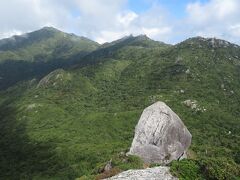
[{"xmin": 0, "ymin": 0, "xmax": 240, "ymax": 44}]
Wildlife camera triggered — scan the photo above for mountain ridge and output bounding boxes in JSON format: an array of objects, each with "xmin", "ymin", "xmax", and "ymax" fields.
[
  {"xmin": 0, "ymin": 26, "xmax": 99, "ymax": 61},
  {"xmin": 0, "ymin": 27, "xmax": 239, "ymax": 179},
  {"xmin": 177, "ymin": 36, "xmax": 239, "ymax": 49},
  {"xmin": 0, "ymin": 27, "xmax": 100, "ymax": 90}
]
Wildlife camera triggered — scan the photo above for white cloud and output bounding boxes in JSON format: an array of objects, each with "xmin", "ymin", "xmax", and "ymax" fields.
[
  {"xmin": 185, "ymin": 0, "xmax": 240, "ymax": 43},
  {"xmin": 76, "ymin": 0, "xmax": 127, "ymax": 17},
  {"xmin": 0, "ymin": 0, "xmax": 76, "ymax": 38},
  {"xmin": 0, "ymin": 0, "xmax": 240, "ymax": 44},
  {"xmin": 0, "ymin": 0, "xmax": 173, "ymax": 44},
  {"xmin": 117, "ymin": 12, "xmax": 138, "ymax": 27},
  {"xmin": 142, "ymin": 27, "xmax": 172, "ymax": 38},
  {"xmin": 0, "ymin": 30, "xmax": 23, "ymax": 39},
  {"xmin": 229, "ymin": 24, "xmax": 240, "ymax": 37},
  {"xmin": 186, "ymin": 0, "xmax": 239, "ymax": 25},
  {"xmin": 72, "ymin": 1, "xmax": 173, "ymax": 43},
  {"xmin": 96, "ymin": 30, "xmax": 131, "ymax": 44}
]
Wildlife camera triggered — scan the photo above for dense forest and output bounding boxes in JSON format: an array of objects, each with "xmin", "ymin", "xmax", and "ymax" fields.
[{"xmin": 0, "ymin": 28, "xmax": 239, "ymax": 179}]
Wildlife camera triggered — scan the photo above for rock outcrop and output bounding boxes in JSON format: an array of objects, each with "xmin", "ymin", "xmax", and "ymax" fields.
[
  {"xmin": 128, "ymin": 101, "xmax": 192, "ymax": 164},
  {"xmin": 37, "ymin": 69, "xmax": 71, "ymax": 88},
  {"xmin": 106, "ymin": 166, "xmax": 177, "ymax": 180},
  {"xmin": 183, "ymin": 100, "xmax": 206, "ymax": 112}
]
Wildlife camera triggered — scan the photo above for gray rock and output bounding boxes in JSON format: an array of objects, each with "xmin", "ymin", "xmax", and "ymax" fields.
[
  {"xmin": 105, "ymin": 166, "xmax": 177, "ymax": 180},
  {"xmin": 180, "ymin": 89, "xmax": 185, "ymax": 93},
  {"xmin": 183, "ymin": 100, "xmax": 206, "ymax": 112},
  {"xmin": 183, "ymin": 100, "xmax": 197, "ymax": 109},
  {"xmin": 104, "ymin": 159, "xmax": 112, "ymax": 172},
  {"xmin": 37, "ymin": 69, "xmax": 71, "ymax": 88},
  {"xmin": 128, "ymin": 101, "xmax": 191, "ymax": 164},
  {"xmin": 185, "ymin": 69, "xmax": 190, "ymax": 74},
  {"xmin": 37, "ymin": 69, "xmax": 65, "ymax": 88}
]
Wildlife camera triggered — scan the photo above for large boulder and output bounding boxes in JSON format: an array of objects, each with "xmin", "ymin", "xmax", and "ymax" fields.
[
  {"xmin": 106, "ymin": 166, "xmax": 177, "ymax": 180},
  {"xmin": 128, "ymin": 101, "xmax": 192, "ymax": 164}
]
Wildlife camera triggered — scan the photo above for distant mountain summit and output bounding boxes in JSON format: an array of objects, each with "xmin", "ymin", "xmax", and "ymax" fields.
[
  {"xmin": 102, "ymin": 34, "xmax": 169, "ymax": 49},
  {"xmin": 84, "ymin": 34, "xmax": 170, "ymax": 63},
  {"xmin": 178, "ymin": 36, "xmax": 239, "ymax": 49},
  {"xmin": 0, "ymin": 27, "xmax": 100, "ymax": 89},
  {"xmin": 0, "ymin": 26, "xmax": 62, "ymax": 51},
  {"xmin": 0, "ymin": 26, "xmax": 99, "ymax": 62}
]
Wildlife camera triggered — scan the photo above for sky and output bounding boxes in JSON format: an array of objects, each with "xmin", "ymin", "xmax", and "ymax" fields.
[{"xmin": 0, "ymin": 0, "xmax": 240, "ymax": 44}]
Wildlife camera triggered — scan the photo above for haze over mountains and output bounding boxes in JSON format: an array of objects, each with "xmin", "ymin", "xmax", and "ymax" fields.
[{"xmin": 0, "ymin": 27, "xmax": 239, "ymax": 179}]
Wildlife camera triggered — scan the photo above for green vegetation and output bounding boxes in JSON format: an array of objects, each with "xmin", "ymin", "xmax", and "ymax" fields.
[
  {"xmin": 0, "ymin": 30, "xmax": 239, "ymax": 179},
  {"xmin": 0, "ymin": 27, "xmax": 99, "ymax": 90},
  {"xmin": 170, "ymin": 160, "xmax": 205, "ymax": 180},
  {"xmin": 170, "ymin": 158, "xmax": 240, "ymax": 180},
  {"xmin": 0, "ymin": 27, "xmax": 99, "ymax": 62}
]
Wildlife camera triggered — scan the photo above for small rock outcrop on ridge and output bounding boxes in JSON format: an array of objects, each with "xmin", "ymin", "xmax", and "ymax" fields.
[
  {"xmin": 128, "ymin": 101, "xmax": 192, "ymax": 164},
  {"xmin": 37, "ymin": 69, "xmax": 71, "ymax": 88},
  {"xmin": 106, "ymin": 166, "xmax": 177, "ymax": 180}
]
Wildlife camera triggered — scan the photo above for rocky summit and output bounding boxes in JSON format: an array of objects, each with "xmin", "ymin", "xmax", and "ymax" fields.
[{"xmin": 128, "ymin": 101, "xmax": 192, "ymax": 164}]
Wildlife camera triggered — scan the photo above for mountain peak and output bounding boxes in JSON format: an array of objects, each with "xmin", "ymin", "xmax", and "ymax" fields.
[
  {"xmin": 134, "ymin": 34, "xmax": 149, "ymax": 40},
  {"xmin": 33, "ymin": 26, "xmax": 63, "ymax": 36},
  {"xmin": 0, "ymin": 27, "xmax": 61, "ymax": 51},
  {"xmin": 0, "ymin": 26, "xmax": 99, "ymax": 61},
  {"xmin": 178, "ymin": 36, "xmax": 239, "ymax": 48},
  {"xmin": 117, "ymin": 34, "xmax": 150, "ymax": 42},
  {"xmin": 40, "ymin": 26, "xmax": 61, "ymax": 32}
]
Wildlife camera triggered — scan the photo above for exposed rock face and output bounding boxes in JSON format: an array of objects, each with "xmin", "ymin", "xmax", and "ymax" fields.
[
  {"xmin": 104, "ymin": 159, "xmax": 112, "ymax": 172},
  {"xmin": 105, "ymin": 166, "xmax": 177, "ymax": 180},
  {"xmin": 37, "ymin": 69, "xmax": 71, "ymax": 88},
  {"xmin": 128, "ymin": 101, "xmax": 191, "ymax": 164}
]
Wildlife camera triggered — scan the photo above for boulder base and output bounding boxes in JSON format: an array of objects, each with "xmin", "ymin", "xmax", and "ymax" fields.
[
  {"xmin": 128, "ymin": 101, "xmax": 192, "ymax": 164},
  {"xmin": 105, "ymin": 166, "xmax": 177, "ymax": 180}
]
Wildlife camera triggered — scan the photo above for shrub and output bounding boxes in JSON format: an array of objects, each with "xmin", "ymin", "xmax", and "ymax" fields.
[
  {"xmin": 199, "ymin": 157, "xmax": 240, "ymax": 180},
  {"xmin": 170, "ymin": 159, "xmax": 205, "ymax": 180}
]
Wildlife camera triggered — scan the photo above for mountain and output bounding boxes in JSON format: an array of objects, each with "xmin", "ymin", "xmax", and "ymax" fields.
[
  {"xmin": 84, "ymin": 34, "xmax": 170, "ymax": 62},
  {"xmin": 101, "ymin": 34, "xmax": 169, "ymax": 48},
  {"xmin": 0, "ymin": 27, "xmax": 99, "ymax": 90},
  {"xmin": 0, "ymin": 26, "xmax": 99, "ymax": 62},
  {"xmin": 0, "ymin": 29, "xmax": 239, "ymax": 179}
]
